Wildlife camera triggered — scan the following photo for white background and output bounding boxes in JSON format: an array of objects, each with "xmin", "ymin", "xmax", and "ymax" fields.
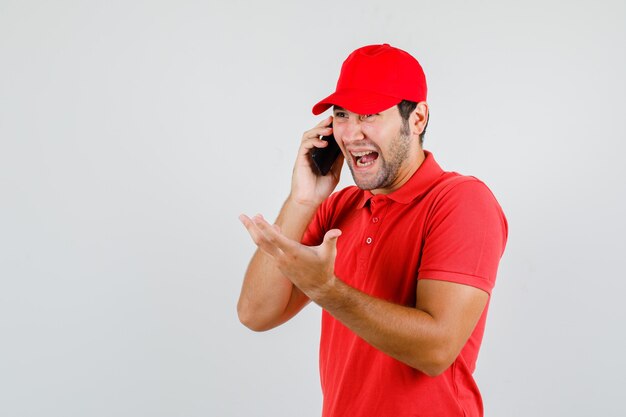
[{"xmin": 1, "ymin": 1, "xmax": 625, "ymax": 416}]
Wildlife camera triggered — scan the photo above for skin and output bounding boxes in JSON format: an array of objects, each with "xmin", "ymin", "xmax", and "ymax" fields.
[
  {"xmin": 332, "ymin": 105, "xmax": 421, "ymax": 194},
  {"xmin": 237, "ymin": 102, "xmax": 489, "ymax": 376}
]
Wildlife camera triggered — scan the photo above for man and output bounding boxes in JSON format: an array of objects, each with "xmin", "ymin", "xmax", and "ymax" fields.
[{"xmin": 238, "ymin": 44, "xmax": 508, "ymax": 417}]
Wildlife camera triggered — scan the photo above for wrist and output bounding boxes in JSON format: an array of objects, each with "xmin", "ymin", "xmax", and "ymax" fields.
[
  {"xmin": 272, "ymin": 196, "xmax": 320, "ymax": 241},
  {"xmin": 285, "ymin": 194, "xmax": 322, "ymax": 214},
  {"xmin": 310, "ymin": 275, "xmax": 343, "ymax": 310}
]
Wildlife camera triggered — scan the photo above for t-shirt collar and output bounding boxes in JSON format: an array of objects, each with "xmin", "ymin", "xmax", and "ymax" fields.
[{"xmin": 358, "ymin": 150, "xmax": 445, "ymax": 208}]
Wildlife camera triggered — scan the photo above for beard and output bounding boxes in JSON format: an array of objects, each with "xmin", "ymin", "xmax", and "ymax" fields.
[{"xmin": 347, "ymin": 121, "xmax": 412, "ymax": 191}]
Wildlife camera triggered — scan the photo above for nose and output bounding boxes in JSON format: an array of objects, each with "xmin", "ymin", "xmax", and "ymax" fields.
[{"xmin": 340, "ymin": 118, "xmax": 365, "ymax": 143}]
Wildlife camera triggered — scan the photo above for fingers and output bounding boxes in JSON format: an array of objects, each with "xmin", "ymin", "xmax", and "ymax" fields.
[
  {"xmin": 323, "ymin": 229, "xmax": 342, "ymax": 241},
  {"xmin": 252, "ymin": 216, "xmax": 299, "ymax": 254},
  {"xmin": 315, "ymin": 115, "xmax": 334, "ymax": 128},
  {"xmin": 239, "ymin": 214, "xmax": 283, "ymax": 258},
  {"xmin": 239, "ymin": 214, "xmax": 298, "ymax": 258},
  {"xmin": 322, "ymin": 229, "xmax": 342, "ymax": 257},
  {"xmin": 300, "ymin": 131, "xmax": 331, "ymax": 155},
  {"xmin": 299, "ymin": 116, "xmax": 334, "ymax": 154},
  {"xmin": 306, "ymin": 116, "xmax": 332, "ymax": 137}
]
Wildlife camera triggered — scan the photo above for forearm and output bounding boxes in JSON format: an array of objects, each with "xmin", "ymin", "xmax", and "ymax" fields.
[
  {"xmin": 239, "ymin": 196, "xmax": 488, "ymax": 373},
  {"xmin": 315, "ymin": 278, "xmax": 453, "ymax": 376},
  {"xmin": 237, "ymin": 197, "xmax": 319, "ymax": 331}
]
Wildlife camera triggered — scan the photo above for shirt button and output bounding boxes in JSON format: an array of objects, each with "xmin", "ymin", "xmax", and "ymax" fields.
[
  {"xmin": 366, "ymin": 237, "xmax": 373, "ymax": 244},
  {"xmin": 372, "ymin": 217, "xmax": 379, "ymax": 223}
]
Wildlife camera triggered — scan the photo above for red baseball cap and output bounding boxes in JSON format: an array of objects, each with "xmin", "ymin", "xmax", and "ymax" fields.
[{"xmin": 312, "ymin": 44, "xmax": 427, "ymax": 115}]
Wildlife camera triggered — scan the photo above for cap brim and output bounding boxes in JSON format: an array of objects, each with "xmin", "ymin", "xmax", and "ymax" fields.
[{"xmin": 312, "ymin": 89, "xmax": 402, "ymax": 115}]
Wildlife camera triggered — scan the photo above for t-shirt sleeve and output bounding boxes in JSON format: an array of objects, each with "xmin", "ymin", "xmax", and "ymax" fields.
[
  {"xmin": 301, "ymin": 199, "xmax": 329, "ymax": 247},
  {"xmin": 417, "ymin": 178, "xmax": 508, "ymax": 294}
]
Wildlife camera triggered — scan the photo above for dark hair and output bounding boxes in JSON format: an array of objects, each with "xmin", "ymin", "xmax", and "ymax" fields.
[{"xmin": 397, "ymin": 100, "xmax": 429, "ymax": 144}]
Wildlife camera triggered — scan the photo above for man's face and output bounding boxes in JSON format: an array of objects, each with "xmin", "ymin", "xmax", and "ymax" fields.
[{"xmin": 332, "ymin": 105, "xmax": 416, "ymax": 193}]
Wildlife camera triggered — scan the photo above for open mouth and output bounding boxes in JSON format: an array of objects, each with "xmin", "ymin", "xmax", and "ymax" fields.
[{"xmin": 352, "ymin": 150, "xmax": 379, "ymax": 167}]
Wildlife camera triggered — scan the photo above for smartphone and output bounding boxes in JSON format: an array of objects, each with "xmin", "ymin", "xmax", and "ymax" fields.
[{"xmin": 311, "ymin": 126, "xmax": 341, "ymax": 176}]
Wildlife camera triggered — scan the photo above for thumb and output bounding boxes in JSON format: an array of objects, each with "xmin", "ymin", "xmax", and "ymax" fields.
[{"xmin": 322, "ymin": 229, "xmax": 342, "ymax": 253}]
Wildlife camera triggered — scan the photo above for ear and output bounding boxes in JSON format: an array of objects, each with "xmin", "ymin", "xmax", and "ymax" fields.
[{"xmin": 412, "ymin": 102, "xmax": 429, "ymax": 138}]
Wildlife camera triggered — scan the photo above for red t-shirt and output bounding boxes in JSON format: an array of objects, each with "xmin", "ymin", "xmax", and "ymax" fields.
[{"xmin": 302, "ymin": 151, "xmax": 508, "ymax": 417}]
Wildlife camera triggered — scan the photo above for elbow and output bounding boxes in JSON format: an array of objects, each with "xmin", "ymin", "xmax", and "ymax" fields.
[
  {"xmin": 239, "ymin": 318, "xmax": 272, "ymax": 333},
  {"xmin": 237, "ymin": 311, "xmax": 259, "ymax": 331},
  {"xmin": 413, "ymin": 348, "xmax": 458, "ymax": 377},
  {"xmin": 421, "ymin": 361, "xmax": 451, "ymax": 377},
  {"xmin": 237, "ymin": 301, "xmax": 262, "ymax": 331},
  {"xmin": 237, "ymin": 299, "xmax": 274, "ymax": 332}
]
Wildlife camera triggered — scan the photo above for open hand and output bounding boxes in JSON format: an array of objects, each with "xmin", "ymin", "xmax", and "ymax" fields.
[{"xmin": 239, "ymin": 213, "xmax": 342, "ymax": 302}]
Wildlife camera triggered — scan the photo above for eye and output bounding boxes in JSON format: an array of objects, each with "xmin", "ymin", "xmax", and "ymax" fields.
[
  {"xmin": 334, "ymin": 111, "xmax": 348, "ymax": 119},
  {"xmin": 359, "ymin": 114, "xmax": 377, "ymax": 122}
]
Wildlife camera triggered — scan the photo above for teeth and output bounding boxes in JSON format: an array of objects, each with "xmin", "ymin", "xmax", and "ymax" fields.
[
  {"xmin": 352, "ymin": 150, "xmax": 376, "ymax": 168},
  {"xmin": 351, "ymin": 151, "xmax": 374, "ymax": 157},
  {"xmin": 356, "ymin": 159, "xmax": 375, "ymax": 167}
]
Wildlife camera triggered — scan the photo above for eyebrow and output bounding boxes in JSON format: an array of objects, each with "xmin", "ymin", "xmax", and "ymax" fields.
[{"xmin": 332, "ymin": 105, "xmax": 345, "ymax": 111}]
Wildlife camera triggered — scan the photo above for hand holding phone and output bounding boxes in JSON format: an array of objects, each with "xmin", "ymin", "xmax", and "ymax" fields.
[{"xmin": 311, "ymin": 125, "xmax": 341, "ymax": 176}]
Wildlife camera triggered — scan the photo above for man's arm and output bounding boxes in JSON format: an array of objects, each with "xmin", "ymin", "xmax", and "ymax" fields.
[
  {"xmin": 244, "ymin": 217, "xmax": 488, "ymax": 376},
  {"xmin": 237, "ymin": 116, "xmax": 344, "ymax": 331},
  {"xmin": 237, "ymin": 200, "xmax": 315, "ymax": 331},
  {"xmin": 316, "ymin": 276, "xmax": 488, "ymax": 376}
]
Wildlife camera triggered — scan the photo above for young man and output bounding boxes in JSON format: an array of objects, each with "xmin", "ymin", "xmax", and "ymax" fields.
[{"xmin": 238, "ymin": 44, "xmax": 508, "ymax": 417}]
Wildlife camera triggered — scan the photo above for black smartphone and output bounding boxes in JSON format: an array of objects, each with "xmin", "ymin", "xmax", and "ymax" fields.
[{"xmin": 311, "ymin": 127, "xmax": 341, "ymax": 176}]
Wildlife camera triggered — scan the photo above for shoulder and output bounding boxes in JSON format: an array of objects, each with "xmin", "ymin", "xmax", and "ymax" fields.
[
  {"xmin": 425, "ymin": 173, "xmax": 508, "ymax": 242},
  {"xmin": 319, "ymin": 185, "xmax": 363, "ymax": 212},
  {"xmin": 430, "ymin": 173, "xmax": 503, "ymax": 212}
]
